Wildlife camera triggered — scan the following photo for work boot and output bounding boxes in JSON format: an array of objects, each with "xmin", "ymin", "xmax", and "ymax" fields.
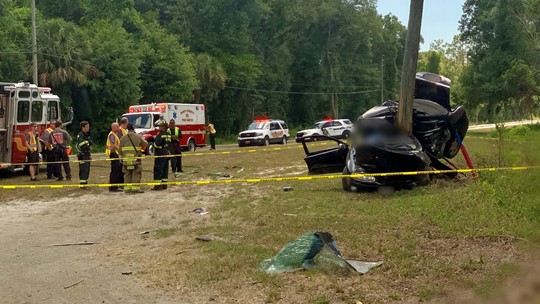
[{"xmin": 150, "ymin": 185, "xmax": 163, "ymax": 191}]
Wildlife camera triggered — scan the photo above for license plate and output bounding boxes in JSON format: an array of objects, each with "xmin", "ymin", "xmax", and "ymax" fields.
[{"xmin": 245, "ymin": 140, "xmax": 250, "ymax": 145}]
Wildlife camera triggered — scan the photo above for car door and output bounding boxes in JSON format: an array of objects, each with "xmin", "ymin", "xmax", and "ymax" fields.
[{"xmin": 269, "ymin": 122, "xmax": 283, "ymax": 143}]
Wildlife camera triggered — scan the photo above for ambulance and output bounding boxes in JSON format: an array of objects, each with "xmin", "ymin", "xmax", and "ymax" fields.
[
  {"xmin": 0, "ymin": 82, "xmax": 72, "ymax": 172},
  {"xmin": 122, "ymin": 103, "xmax": 206, "ymax": 153}
]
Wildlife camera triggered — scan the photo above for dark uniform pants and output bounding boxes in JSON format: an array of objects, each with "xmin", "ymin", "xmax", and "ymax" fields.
[
  {"xmin": 54, "ymin": 147, "xmax": 72, "ymax": 179},
  {"xmin": 78, "ymin": 153, "xmax": 91, "ymax": 184},
  {"xmin": 210, "ymin": 134, "xmax": 216, "ymax": 149},
  {"xmin": 109, "ymin": 152, "xmax": 124, "ymax": 190},
  {"xmin": 154, "ymin": 150, "xmax": 169, "ymax": 188},
  {"xmin": 44, "ymin": 149, "xmax": 56, "ymax": 178},
  {"xmin": 170, "ymin": 142, "xmax": 182, "ymax": 173}
]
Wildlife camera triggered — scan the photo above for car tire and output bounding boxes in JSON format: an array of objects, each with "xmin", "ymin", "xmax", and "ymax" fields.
[
  {"xmin": 342, "ymin": 130, "xmax": 351, "ymax": 139},
  {"xmin": 281, "ymin": 136, "xmax": 287, "ymax": 145},
  {"xmin": 146, "ymin": 142, "xmax": 155, "ymax": 155},
  {"xmin": 312, "ymin": 133, "xmax": 319, "ymax": 142},
  {"xmin": 187, "ymin": 139, "xmax": 196, "ymax": 152},
  {"xmin": 264, "ymin": 137, "xmax": 269, "ymax": 146},
  {"xmin": 342, "ymin": 166, "xmax": 353, "ymax": 192},
  {"xmin": 238, "ymin": 142, "xmax": 245, "ymax": 147}
]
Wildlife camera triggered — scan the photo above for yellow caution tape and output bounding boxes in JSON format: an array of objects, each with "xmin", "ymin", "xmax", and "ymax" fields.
[
  {"xmin": 1, "ymin": 166, "xmax": 537, "ymax": 189},
  {"xmin": 3, "ymin": 142, "xmax": 331, "ymax": 167}
]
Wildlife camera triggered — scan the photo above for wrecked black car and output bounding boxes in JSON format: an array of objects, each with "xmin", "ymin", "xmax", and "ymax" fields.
[{"xmin": 302, "ymin": 72, "xmax": 469, "ymax": 192}]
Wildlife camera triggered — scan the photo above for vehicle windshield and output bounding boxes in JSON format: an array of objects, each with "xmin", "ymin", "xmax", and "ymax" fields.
[
  {"xmin": 124, "ymin": 114, "xmax": 154, "ymax": 129},
  {"xmin": 312, "ymin": 122, "xmax": 325, "ymax": 129},
  {"xmin": 248, "ymin": 122, "xmax": 268, "ymax": 130}
]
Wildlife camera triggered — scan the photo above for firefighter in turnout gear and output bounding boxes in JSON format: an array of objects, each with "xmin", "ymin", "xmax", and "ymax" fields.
[
  {"xmin": 119, "ymin": 123, "xmax": 148, "ymax": 193},
  {"xmin": 77, "ymin": 121, "xmax": 93, "ymax": 188},
  {"xmin": 151, "ymin": 119, "xmax": 171, "ymax": 190},
  {"xmin": 42, "ymin": 120, "xmax": 57, "ymax": 179},
  {"xmin": 169, "ymin": 119, "xmax": 183, "ymax": 175}
]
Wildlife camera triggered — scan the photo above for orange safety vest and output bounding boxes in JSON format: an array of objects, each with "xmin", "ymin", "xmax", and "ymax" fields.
[{"xmin": 105, "ymin": 131, "xmax": 120, "ymax": 155}]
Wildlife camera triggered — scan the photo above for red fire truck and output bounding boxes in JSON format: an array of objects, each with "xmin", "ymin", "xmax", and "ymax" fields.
[
  {"xmin": 122, "ymin": 103, "xmax": 206, "ymax": 153},
  {"xmin": 0, "ymin": 82, "xmax": 72, "ymax": 172}
]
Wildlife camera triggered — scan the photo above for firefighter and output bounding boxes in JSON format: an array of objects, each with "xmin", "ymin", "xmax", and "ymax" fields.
[
  {"xmin": 25, "ymin": 122, "xmax": 42, "ymax": 181},
  {"xmin": 106, "ymin": 122, "xmax": 123, "ymax": 192},
  {"xmin": 42, "ymin": 120, "xmax": 56, "ymax": 179},
  {"xmin": 50, "ymin": 120, "xmax": 72, "ymax": 181},
  {"xmin": 119, "ymin": 123, "xmax": 148, "ymax": 194},
  {"xmin": 150, "ymin": 119, "xmax": 171, "ymax": 190},
  {"xmin": 169, "ymin": 119, "xmax": 183, "ymax": 175},
  {"xmin": 77, "ymin": 121, "xmax": 92, "ymax": 188}
]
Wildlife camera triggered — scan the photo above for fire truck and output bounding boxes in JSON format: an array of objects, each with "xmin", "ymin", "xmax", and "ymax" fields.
[
  {"xmin": 0, "ymin": 82, "xmax": 72, "ymax": 172},
  {"xmin": 122, "ymin": 103, "xmax": 206, "ymax": 153}
]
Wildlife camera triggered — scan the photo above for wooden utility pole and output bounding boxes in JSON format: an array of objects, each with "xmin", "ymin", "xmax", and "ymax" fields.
[
  {"xmin": 31, "ymin": 0, "xmax": 38, "ymax": 85},
  {"xmin": 397, "ymin": 0, "xmax": 424, "ymax": 135}
]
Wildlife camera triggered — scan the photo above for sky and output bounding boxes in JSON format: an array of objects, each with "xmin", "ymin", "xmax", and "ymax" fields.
[{"xmin": 377, "ymin": 0, "xmax": 466, "ymax": 50}]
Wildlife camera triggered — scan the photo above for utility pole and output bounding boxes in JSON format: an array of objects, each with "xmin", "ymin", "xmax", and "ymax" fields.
[
  {"xmin": 31, "ymin": 0, "xmax": 38, "ymax": 85},
  {"xmin": 397, "ymin": 0, "xmax": 424, "ymax": 135},
  {"xmin": 380, "ymin": 55, "xmax": 384, "ymax": 103}
]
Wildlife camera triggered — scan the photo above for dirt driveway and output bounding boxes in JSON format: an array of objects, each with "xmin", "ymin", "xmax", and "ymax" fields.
[{"xmin": 0, "ymin": 190, "xmax": 212, "ymax": 304}]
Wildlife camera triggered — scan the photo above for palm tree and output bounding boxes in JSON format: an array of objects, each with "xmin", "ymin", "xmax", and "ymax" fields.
[
  {"xmin": 37, "ymin": 18, "xmax": 98, "ymax": 87},
  {"xmin": 193, "ymin": 53, "xmax": 227, "ymax": 104}
]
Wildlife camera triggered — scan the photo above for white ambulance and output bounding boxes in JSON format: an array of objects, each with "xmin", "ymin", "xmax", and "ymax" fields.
[{"xmin": 122, "ymin": 103, "xmax": 206, "ymax": 152}]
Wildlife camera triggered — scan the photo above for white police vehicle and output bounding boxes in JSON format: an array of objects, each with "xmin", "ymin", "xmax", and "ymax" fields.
[
  {"xmin": 238, "ymin": 119, "xmax": 290, "ymax": 147},
  {"xmin": 295, "ymin": 119, "xmax": 353, "ymax": 142}
]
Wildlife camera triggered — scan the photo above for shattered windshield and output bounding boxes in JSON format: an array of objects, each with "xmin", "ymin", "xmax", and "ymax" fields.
[
  {"xmin": 124, "ymin": 114, "xmax": 153, "ymax": 129},
  {"xmin": 248, "ymin": 122, "xmax": 268, "ymax": 130}
]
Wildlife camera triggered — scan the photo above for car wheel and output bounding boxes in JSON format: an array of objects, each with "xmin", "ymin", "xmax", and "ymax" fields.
[
  {"xmin": 342, "ymin": 166, "xmax": 353, "ymax": 192},
  {"xmin": 312, "ymin": 133, "xmax": 319, "ymax": 142},
  {"xmin": 264, "ymin": 137, "xmax": 269, "ymax": 146},
  {"xmin": 342, "ymin": 130, "xmax": 351, "ymax": 139},
  {"xmin": 281, "ymin": 136, "xmax": 287, "ymax": 145},
  {"xmin": 146, "ymin": 142, "xmax": 155, "ymax": 155},
  {"xmin": 187, "ymin": 139, "xmax": 196, "ymax": 152},
  {"xmin": 238, "ymin": 142, "xmax": 244, "ymax": 147}
]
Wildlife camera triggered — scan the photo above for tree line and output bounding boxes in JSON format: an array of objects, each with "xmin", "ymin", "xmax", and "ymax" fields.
[{"xmin": 0, "ymin": 0, "xmax": 538, "ymax": 140}]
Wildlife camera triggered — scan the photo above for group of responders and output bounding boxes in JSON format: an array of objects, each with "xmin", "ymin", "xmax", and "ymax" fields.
[
  {"xmin": 1, "ymin": 166, "xmax": 538, "ymax": 189},
  {"xmin": 7, "ymin": 142, "xmax": 331, "ymax": 167}
]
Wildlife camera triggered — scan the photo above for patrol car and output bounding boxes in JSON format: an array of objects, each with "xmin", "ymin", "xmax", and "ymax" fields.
[
  {"xmin": 238, "ymin": 119, "xmax": 290, "ymax": 147},
  {"xmin": 295, "ymin": 119, "xmax": 353, "ymax": 142}
]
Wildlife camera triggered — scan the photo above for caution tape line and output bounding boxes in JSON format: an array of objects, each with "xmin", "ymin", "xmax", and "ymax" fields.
[
  {"xmin": 1, "ymin": 166, "xmax": 538, "ymax": 189},
  {"xmin": 5, "ymin": 142, "xmax": 331, "ymax": 167}
]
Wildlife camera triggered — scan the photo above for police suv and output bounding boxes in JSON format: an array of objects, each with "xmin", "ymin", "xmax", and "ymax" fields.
[
  {"xmin": 238, "ymin": 119, "xmax": 290, "ymax": 147},
  {"xmin": 295, "ymin": 119, "xmax": 353, "ymax": 142}
]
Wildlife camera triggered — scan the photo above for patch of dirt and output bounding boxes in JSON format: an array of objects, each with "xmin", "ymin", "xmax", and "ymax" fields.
[{"xmin": 0, "ymin": 189, "xmax": 222, "ymax": 304}]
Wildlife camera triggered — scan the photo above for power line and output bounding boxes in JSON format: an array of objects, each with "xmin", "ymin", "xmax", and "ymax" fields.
[{"xmin": 224, "ymin": 86, "xmax": 381, "ymax": 95}]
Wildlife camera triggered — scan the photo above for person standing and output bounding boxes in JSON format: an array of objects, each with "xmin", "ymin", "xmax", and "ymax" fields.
[
  {"xmin": 119, "ymin": 123, "xmax": 148, "ymax": 194},
  {"xmin": 50, "ymin": 120, "xmax": 72, "ymax": 181},
  {"xmin": 77, "ymin": 121, "xmax": 92, "ymax": 188},
  {"xmin": 168, "ymin": 119, "xmax": 183, "ymax": 174},
  {"xmin": 42, "ymin": 120, "xmax": 56, "ymax": 179},
  {"xmin": 205, "ymin": 123, "xmax": 216, "ymax": 150},
  {"xmin": 151, "ymin": 120, "xmax": 171, "ymax": 191},
  {"xmin": 118, "ymin": 117, "xmax": 129, "ymax": 137},
  {"xmin": 25, "ymin": 122, "xmax": 42, "ymax": 181},
  {"xmin": 106, "ymin": 122, "xmax": 123, "ymax": 192}
]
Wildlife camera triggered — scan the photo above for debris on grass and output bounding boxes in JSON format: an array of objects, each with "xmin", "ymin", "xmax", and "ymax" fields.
[
  {"xmin": 259, "ymin": 231, "xmax": 383, "ymax": 274},
  {"xmin": 283, "ymin": 186, "xmax": 294, "ymax": 192}
]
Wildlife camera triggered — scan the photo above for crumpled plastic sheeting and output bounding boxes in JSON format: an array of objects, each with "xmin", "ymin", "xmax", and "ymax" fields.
[{"xmin": 259, "ymin": 232, "xmax": 382, "ymax": 274}]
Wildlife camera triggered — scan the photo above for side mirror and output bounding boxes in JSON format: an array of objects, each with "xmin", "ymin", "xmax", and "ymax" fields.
[{"xmin": 62, "ymin": 107, "xmax": 74, "ymax": 126}]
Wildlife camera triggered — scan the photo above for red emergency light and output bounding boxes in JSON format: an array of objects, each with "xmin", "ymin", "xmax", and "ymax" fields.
[
  {"xmin": 129, "ymin": 108, "xmax": 134, "ymax": 113},
  {"xmin": 254, "ymin": 116, "xmax": 269, "ymax": 122},
  {"xmin": 323, "ymin": 116, "xmax": 334, "ymax": 121}
]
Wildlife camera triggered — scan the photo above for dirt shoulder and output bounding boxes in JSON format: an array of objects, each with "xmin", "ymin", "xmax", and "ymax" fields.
[{"xmin": 0, "ymin": 191, "xmax": 208, "ymax": 304}]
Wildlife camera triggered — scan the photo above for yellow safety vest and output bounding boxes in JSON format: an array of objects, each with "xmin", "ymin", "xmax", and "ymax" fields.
[
  {"xmin": 105, "ymin": 131, "xmax": 120, "ymax": 155},
  {"xmin": 27, "ymin": 131, "xmax": 38, "ymax": 152},
  {"xmin": 119, "ymin": 126, "xmax": 128, "ymax": 136}
]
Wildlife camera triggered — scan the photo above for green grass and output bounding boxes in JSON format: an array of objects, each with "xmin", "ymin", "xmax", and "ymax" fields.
[{"xmin": 2, "ymin": 125, "xmax": 539, "ymax": 303}]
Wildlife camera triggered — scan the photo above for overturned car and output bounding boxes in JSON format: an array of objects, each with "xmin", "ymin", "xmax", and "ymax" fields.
[{"xmin": 302, "ymin": 72, "xmax": 469, "ymax": 192}]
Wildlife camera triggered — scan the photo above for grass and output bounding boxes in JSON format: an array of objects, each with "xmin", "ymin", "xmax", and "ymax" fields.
[{"xmin": 1, "ymin": 126, "xmax": 539, "ymax": 303}]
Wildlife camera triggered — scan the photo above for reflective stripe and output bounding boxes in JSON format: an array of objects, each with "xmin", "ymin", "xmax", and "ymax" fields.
[{"xmin": 78, "ymin": 140, "xmax": 89, "ymax": 147}]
